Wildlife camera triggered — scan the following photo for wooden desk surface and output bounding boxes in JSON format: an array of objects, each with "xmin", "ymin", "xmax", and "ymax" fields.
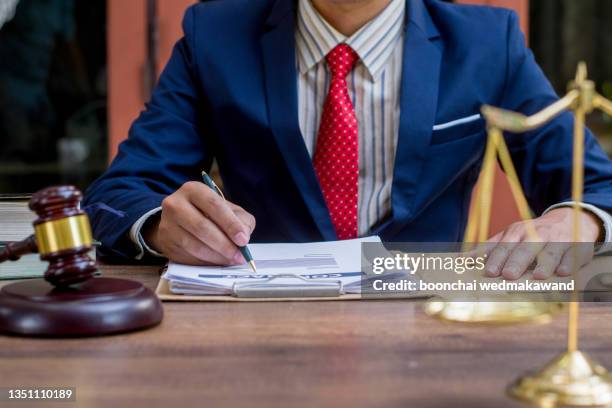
[{"xmin": 1, "ymin": 264, "xmax": 611, "ymax": 408}]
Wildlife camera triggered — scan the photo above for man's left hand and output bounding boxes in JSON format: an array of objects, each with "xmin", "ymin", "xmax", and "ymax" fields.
[{"xmin": 484, "ymin": 207, "xmax": 601, "ymax": 280}]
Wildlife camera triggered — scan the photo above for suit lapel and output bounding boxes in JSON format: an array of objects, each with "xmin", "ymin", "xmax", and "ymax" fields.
[
  {"xmin": 260, "ymin": 0, "xmax": 337, "ymax": 240},
  {"xmin": 385, "ymin": 0, "xmax": 442, "ymax": 237}
]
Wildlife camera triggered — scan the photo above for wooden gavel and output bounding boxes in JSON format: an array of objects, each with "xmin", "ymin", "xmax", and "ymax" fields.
[
  {"xmin": 0, "ymin": 185, "xmax": 163, "ymax": 337},
  {"xmin": 0, "ymin": 185, "xmax": 98, "ymax": 287}
]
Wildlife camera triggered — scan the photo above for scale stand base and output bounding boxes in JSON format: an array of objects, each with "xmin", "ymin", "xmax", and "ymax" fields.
[
  {"xmin": 509, "ymin": 350, "xmax": 612, "ymax": 407},
  {"xmin": 0, "ymin": 277, "xmax": 163, "ymax": 337},
  {"xmin": 424, "ymin": 300, "xmax": 563, "ymax": 324}
]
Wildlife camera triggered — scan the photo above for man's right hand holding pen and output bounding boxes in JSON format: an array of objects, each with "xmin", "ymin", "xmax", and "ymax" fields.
[{"xmin": 142, "ymin": 181, "xmax": 256, "ymax": 267}]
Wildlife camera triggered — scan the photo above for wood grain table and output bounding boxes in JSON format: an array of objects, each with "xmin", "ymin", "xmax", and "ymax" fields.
[{"xmin": 1, "ymin": 264, "xmax": 612, "ymax": 408}]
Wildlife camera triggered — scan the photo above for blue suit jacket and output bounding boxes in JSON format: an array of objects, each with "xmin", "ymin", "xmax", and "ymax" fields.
[{"xmin": 84, "ymin": 0, "xmax": 612, "ymax": 260}]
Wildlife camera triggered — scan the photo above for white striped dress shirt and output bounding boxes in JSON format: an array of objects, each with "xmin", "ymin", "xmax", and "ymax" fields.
[{"xmin": 296, "ymin": 0, "xmax": 405, "ymax": 235}]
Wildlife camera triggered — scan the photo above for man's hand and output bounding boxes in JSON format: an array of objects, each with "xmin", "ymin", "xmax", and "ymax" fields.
[
  {"xmin": 142, "ymin": 181, "xmax": 256, "ymax": 265},
  {"xmin": 484, "ymin": 207, "xmax": 601, "ymax": 280}
]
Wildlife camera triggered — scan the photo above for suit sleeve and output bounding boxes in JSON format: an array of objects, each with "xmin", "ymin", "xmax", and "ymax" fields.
[
  {"xmin": 500, "ymin": 11, "xmax": 612, "ymax": 216},
  {"xmin": 83, "ymin": 5, "xmax": 213, "ymax": 260}
]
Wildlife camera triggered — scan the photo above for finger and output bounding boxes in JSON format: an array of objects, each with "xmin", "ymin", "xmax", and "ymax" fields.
[
  {"xmin": 485, "ymin": 239, "xmax": 520, "ymax": 277},
  {"xmin": 485, "ymin": 243, "xmax": 515, "ymax": 277},
  {"xmin": 176, "ymin": 202, "xmax": 243, "ymax": 262},
  {"xmin": 533, "ymin": 242, "xmax": 569, "ymax": 280},
  {"xmin": 167, "ymin": 225, "xmax": 238, "ymax": 266},
  {"xmin": 185, "ymin": 183, "xmax": 251, "ymax": 246},
  {"xmin": 484, "ymin": 224, "xmax": 528, "ymax": 277},
  {"xmin": 501, "ymin": 241, "xmax": 545, "ymax": 280},
  {"xmin": 557, "ymin": 243, "xmax": 595, "ymax": 277},
  {"xmin": 232, "ymin": 206, "xmax": 256, "ymax": 234}
]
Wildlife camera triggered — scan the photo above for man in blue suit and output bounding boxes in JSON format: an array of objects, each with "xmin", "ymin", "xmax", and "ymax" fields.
[{"xmin": 84, "ymin": 0, "xmax": 612, "ymax": 279}]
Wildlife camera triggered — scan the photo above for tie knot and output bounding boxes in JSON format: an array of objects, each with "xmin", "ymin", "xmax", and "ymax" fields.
[{"xmin": 326, "ymin": 44, "xmax": 358, "ymax": 79}]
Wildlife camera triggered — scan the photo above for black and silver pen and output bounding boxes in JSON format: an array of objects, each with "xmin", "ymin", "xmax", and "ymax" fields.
[{"xmin": 201, "ymin": 171, "xmax": 257, "ymax": 273}]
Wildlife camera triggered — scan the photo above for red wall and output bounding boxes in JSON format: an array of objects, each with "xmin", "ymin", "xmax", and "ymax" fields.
[
  {"xmin": 107, "ymin": 0, "xmax": 195, "ymax": 160},
  {"xmin": 458, "ymin": 0, "xmax": 528, "ymax": 38}
]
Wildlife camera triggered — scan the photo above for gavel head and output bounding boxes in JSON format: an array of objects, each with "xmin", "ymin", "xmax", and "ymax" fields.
[{"xmin": 29, "ymin": 186, "xmax": 98, "ymax": 287}]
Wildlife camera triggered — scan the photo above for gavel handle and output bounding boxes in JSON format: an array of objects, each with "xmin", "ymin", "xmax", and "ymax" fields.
[{"xmin": 0, "ymin": 235, "xmax": 38, "ymax": 263}]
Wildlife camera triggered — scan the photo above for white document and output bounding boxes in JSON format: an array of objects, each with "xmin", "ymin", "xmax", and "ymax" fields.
[{"xmin": 163, "ymin": 236, "xmax": 382, "ymax": 296}]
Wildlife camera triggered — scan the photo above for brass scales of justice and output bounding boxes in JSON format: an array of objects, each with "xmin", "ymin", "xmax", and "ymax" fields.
[{"xmin": 426, "ymin": 63, "xmax": 612, "ymax": 406}]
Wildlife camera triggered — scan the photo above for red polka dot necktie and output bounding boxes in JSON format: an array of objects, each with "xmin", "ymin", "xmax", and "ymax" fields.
[{"xmin": 313, "ymin": 44, "xmax": 359, "ymax": 240}]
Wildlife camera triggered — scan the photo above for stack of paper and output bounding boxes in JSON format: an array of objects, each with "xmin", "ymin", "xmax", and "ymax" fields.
[{"xmin": 164, "ymin": 236, "xmax": 384, "ymax": 296}]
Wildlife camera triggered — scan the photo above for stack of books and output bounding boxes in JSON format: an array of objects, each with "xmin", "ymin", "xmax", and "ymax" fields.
[
  {"xmin": 0, "ymin": 194, "xmax": 35, "ymax": 243},
  {"xmin": 0, "ymin": 194, "xmax": 46, "ymax": 279}
]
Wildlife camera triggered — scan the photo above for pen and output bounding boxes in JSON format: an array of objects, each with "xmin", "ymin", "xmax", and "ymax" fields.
[{"xmin": 201, "ymin": 171, "xmax": 257, "ymax": 274}]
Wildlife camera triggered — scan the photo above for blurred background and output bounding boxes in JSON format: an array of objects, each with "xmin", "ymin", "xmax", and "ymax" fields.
[{"xmin": 0, "ymin": 0, "xmax": 610, "ymax": 195}]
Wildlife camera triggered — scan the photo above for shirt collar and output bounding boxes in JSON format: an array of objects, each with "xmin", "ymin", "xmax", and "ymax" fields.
[{"xmin": 296, "ymin": 0, "xmax": 405, "ymax": 81}]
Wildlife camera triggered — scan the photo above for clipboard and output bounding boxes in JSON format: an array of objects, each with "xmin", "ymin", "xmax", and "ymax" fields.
[{"xmin": 155, "ymin": 276, "xmax": 363, "ymax": 302}]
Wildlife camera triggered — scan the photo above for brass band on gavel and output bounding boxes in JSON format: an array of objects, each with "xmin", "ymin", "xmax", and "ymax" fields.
[{"xmin": 34, "ymin": 214, "xmax": 93, "ymax": 256}]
